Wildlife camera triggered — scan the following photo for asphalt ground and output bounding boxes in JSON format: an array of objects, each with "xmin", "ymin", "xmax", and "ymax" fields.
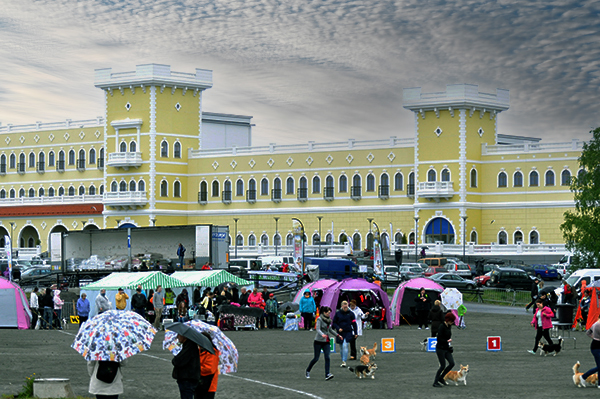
[{"xmin": 0, "ymin": 304, "xmax": 597, "ymax": 399}]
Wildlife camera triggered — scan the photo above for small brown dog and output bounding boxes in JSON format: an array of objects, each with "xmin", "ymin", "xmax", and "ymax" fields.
[
  {"xmin": 444, "ymin": 365, "xmax": 469, "ymax": 386},
  {"xmin": 573, "ymin": 361, "xmax": 599, "ymax": 387}
]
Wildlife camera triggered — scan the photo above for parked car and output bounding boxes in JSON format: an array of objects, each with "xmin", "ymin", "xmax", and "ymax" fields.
[
  {"xmin": 444, "ymin": 260, "xmax": 473, "ymax": 278},
  {"xmin": 428, "ymin": 273, "xmax": 477, "ymax": 290},
  {"xmin": 474, "ymin": 272, "xmax": 493, "ymax": 287},
  {"xmin": 18, "ymin": 266, "xmax": 57, "ymax": 287},
  {"xmin": 531, "ymin": 264, "xmax": 560, "ymax": 280},
  {"xmin": 555, "ymin": 264, "xmax": 571, "ymax": 279},
  {"xmin": 421, "ymin": 257, "xmax": 447, "ymax": 267},
  {"xmin": 514, "ymin": 265, "xmax": 535, "ymax": 277},
  {"xmin": 399, "ymin": 265, "xmax": 424, "ymax": 281},
  {"xmin": 489, "ymin": 268, "xmax": 532, "ymax": 290},
  {"xmin": 424, "ymin": 266, "xmax": 447, "ymax": 277},
  {"xmin": 476, "ymin": 264, "xmax": 501, "ymax": 277},
  {"xmin": 383, "ymin": 265, "xmax": 400, "ymax": 282}
]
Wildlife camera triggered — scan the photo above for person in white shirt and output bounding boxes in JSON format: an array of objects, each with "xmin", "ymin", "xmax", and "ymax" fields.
[
  {"xmin": 349, "ymin": 299, "xmax": 369, "ymax": 360},
  {"xmin": 30, "ymin": 287, "xmax": 39, "ymax": 329}
]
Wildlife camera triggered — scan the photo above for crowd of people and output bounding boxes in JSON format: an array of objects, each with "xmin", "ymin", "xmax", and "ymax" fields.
[{"xmin": 28, "ymin": 285, "xmax": 65, "ymax": 330}]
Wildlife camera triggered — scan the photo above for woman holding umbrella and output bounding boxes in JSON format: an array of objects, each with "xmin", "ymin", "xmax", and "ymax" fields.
[
  {"xmin": 88, "ymin": 359, "xmax": 126, "ymax": 399},
  {"xmin": 196, "ymin": 331, "xmax": 221, "ymax": 399},
  {"xmin": 172, "ymin": 333, "xmax": 201, "ymax": 399}
]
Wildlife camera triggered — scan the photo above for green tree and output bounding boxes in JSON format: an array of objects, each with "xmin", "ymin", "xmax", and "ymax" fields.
[{"xmin": 561, "ymin": 127, "xmax": 600, "ymax": 269}]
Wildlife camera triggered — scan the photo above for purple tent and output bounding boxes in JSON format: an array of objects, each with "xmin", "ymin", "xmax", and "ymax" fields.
[
  {"xmin": 293, "ymin": 279, "xmax": 339, "ymax": 304},
  {"xmin": 391, "ymin": 277, "xmax": 443, "ymax": 326},
  {"xmin": 320, "ymin": 278, "xmax": 393, "ymax": 329}
]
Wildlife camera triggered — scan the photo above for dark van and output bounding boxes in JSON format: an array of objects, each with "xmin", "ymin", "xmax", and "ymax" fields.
[
  {"xmin": 489, "ymin": 268, "xmax": 532, "ymax": 290},
  {"xmin": 304, "ymin": 258, "xmax": 359, "ymax": 280}
]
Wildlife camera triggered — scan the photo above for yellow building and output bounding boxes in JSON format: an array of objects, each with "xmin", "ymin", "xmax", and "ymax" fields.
[{"xmin": 0, "ymin": 64, "xmax": 582, "ymax": 257}]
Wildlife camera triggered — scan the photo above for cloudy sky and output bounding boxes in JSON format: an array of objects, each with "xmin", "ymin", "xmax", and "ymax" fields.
[{"xmin": 0, "ymin": 0, "xmax": 598, "ymax": 146}]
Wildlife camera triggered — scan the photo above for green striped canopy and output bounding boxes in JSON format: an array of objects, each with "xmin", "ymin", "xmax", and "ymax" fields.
[
  {"xmin": 83, "ymin": 271, "xmax": 188, "ymax": 291},
  {"xmin": 170, "ymin": 270, "xmax": 250, "ymax": 287}
]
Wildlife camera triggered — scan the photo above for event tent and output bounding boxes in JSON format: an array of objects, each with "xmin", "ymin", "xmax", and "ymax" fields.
[
  {"xmin": 171, "ymin": 270, "xmax": 250, "ymax": 287},
  {"xmin": 319, "ymin": 278, "xmax": 393, "ymax": 329},
  {"xmin": 0, "ymin": 277, "xmax": 32, "ymax": 329},
  {"xmin": 293, "ymin": 279, "xmax": 338, "ymax": 304},
  {"xmin": 391, "ymin": 277, "xmax": 444, "ymax": 326},
  {"xmin": 81, "ymin": 271, "xmax": 188, "ymax": 318}
]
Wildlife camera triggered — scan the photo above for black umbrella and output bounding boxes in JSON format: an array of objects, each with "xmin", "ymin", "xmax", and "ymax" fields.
[
  {"xmin": 164, "ymin": 322, "xmax": 215, "ymax": 354},
  {"xmin": 278, "ymin": 301, "xmax": 299, "ymax": 314}
]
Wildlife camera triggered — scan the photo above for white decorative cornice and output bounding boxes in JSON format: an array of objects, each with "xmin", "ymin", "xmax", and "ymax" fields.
[
  {"xmin": 95, "ymin": 64, "xmax": 213, "ymax": 92},
  {"xmin": 403, "ymin": 84, "xmax": 509, "ymax": 113}
]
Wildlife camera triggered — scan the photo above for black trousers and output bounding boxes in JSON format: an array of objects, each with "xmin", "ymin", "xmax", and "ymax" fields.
[
  {"xmin": 195, "ymin": 374, "xmax": 216, "ymax": 399},
  {"xmin": 301, "ymin": 313, "xmax": 314, "ymax": 330},
  {"xmin": 416, "ymin": 309, "xmax": 428, "ymax": 328},
  {"xmin": 533, "ymin": 327, "xmax": 553, "ymax": 351},
  {"xmin": 267, "ymin": 313, "xmax": 277, "ymax": 329},
  {"xmin": 350, "ymin": 337, "xmax": 357, "ymax": 358},
  {"xmin": 434, "ymin": 348, "xmax": 455, "ymax": 384},
  {"xmin": 30, "ymin": 308, "xmax": 38, "ymax": 329}
]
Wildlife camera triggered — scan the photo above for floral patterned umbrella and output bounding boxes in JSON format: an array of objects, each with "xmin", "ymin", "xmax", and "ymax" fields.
[
  {"xmin": 163, "ymin": 319, "xmax": 238, "ymax": 374},
  {"xmin": 72, "ymin": 310, "xmax": 157, "ymax": 362},
  {"xmin": 441, "ymin": 288, "xmax": 463, "ymax": 310}
]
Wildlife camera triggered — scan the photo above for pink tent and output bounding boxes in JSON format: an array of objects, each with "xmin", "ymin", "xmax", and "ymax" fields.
[
  {"xmin": 293, "ymin": 279, "xmax": 339, "ymax": 303},
  {"xmin": 391, "ymin": 277, "xmax": 443, "ymax": 326},
  {"xmin": 0, "ymin": 277, "xmax": 32, "ymax": 329},
  {"xmin": 320, "ymin": 278, "xmax": 393, "ymax": 329}
]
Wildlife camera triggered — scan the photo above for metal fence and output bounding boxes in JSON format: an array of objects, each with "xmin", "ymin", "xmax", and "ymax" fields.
[{"xmin": 463, "ymin": 288, "xmax": 530, "ymax": 306}]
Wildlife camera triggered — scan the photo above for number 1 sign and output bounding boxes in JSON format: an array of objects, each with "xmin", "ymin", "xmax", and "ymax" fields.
[{"xmin": 487, "ymin": 336, "xmax": 502, "ymax": 351}]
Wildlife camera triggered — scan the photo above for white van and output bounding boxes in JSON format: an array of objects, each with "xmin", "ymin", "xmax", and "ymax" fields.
[
  {"xmin": 554, "ymin": 269, "xmax": 600, "ymax": 297},
  {"xmin": 259, "ymin": 256, "xmax": 294, "ymax": 269},
  {"xmin": 553, "ymin": 252, "xmax": 573, "ymax": 277}
]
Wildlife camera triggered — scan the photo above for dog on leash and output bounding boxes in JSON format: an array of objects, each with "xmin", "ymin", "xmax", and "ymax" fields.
[
  {"xmin": 538, "ymin": 337, "xmax": 563, "ymax": 356},
  {"xmin": 573, "ymin": 361, "xmax": 599, "ymax": 387},
  {"xmin": 348, "ymin": 363, "xmax": 378, "ymax": 379}
]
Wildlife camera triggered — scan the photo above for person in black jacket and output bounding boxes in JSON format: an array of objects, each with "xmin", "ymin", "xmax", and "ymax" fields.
[
  {"xmin": 428, "ymin": 300, "xmax": 445, "ymax": 338},
  {"xmin": 433, "ymin": 312, "xmax": 456, "ymax": 387},
  {"xmin": 525, "ymin": 278, "xmax": 539, "ymax": 311},
  {"xmin": 172, "ymin": 334, "xmax": 201, "ymax": 399},
  {"xmin": 40, "ymin": 288, "xmax": 54, "ymax": 330},
  {"xmin": 131, "ymin": 287, "xmax": 147, "ymax": 318},
  {"xmin": 332, "ymin": 301, "xmax": 358, "ymax": 368},
  {"xmin": 414, "ymin": 288, "xmax": 431, "ymax": 329}
]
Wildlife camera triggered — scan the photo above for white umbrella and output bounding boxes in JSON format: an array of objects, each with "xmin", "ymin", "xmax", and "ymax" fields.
[{"xmin": 441, "ymin": 288, "xmax": 463, "ymax": 310}]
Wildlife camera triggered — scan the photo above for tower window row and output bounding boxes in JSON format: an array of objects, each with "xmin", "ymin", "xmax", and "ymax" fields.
[
  {"xmin": 0, "ymin": 184, "xmax": 104, "ymax": 199},
  {"xmin": 0, "ymin": 148, "xmax": 104, "ymax": 174},
  {"xmin": 496, "ymin": 168, "xmax": 580, "ymax": 188}
]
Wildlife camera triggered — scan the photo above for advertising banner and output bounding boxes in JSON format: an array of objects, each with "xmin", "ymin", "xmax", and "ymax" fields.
[{"xmin": 373, "ymin": 222, "xmax": 384, "ymax": 278}]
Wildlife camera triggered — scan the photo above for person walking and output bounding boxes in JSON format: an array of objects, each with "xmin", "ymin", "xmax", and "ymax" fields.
[
  {"xmin": 265, "ymin": 293, "xmax": 278, "ymax": 329},
  {"xmin": 332, "ymin": 300, "xmax": 358, "ymax": 368},
  {"xmin": 77, "ymin": 293, "xmax": 91, "ymax": 327},
  {"xmin": 579, "ymin": 313, "xmax": 600, "ymax": 387},
  {"xmin": 153, "ymin": 286, "xmax": 165, "ymax": 330},
  {"xmin": 115, "ymin": 288, "xmax": 129, "ymax": 311},
  {"xmin": 429, "ymin": 300, "xmax": 445, "ymax": 338},
  {"xmin": 131, "ymin": 287, "xmax": 147, "ymax": 318},
  {"xmin": 95, "ymin": 289, "xmax": 112, "ymax": 315},
  {"xmin": 53, "ymin": 289, "xmax": 64, "ymax": 330},
  {"xmin": 580, "ymin": 290, "xmax": 592, "ymax": 328},
  {"xmin": 528, "ymin": 299, "xmax": 554, "ymax": 354},
  {"xmin": 146, "ymin": 289, "xmax": 155, "ymax": 324},
  {"xmin": 177, "ymin": 243, "xmax": 186, "ymax": 268},
  {"xmin": 433, "ymin": 312, "xmax": 456, "ymax": 387},
  {"xmin": 171, "ymin": 333, "xmax": 200, "ymax": 399},
  {"xmin": 299, "ymin": 290, "xmax": 317, "ymax": 331},
  {"xmin": 305, "ymin": 306, "xmax": 341, "ymax": 381},
  {"xmin": 414, "ymin": 287, "xmax": 431, "ymax": 329},
  {"xmin": 40, "ymin": 288, "xmax": 53, "ymax": 330},
  {"xmin": 29, "ymin": 287, "xmax": 39, "ymax": 330},
  {"xmin": 349, "ymin": 300, "xmax": 369, "ymax": 360},
  {"xmin": 196, "ymin": 332, "xmax": 220, "ymax": 399},
  {"xmin": 87, "ymin": 359, "xmax": 126, "ymax": 399},
  {"xmin": 525, "ymin": 278, "xmax": 540, "ymax": 311}
]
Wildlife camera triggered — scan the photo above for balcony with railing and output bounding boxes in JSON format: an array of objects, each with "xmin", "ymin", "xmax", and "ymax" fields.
[
  {"xmin": 17, "ymin": 162, "xmax": 25, "ymax": 175},
  {"xmin": 222, "ymin": 190, "xmax": 232, "ymax": 204},
  {"xmin": 77, "ymin": 159, "xmax": 86, "ymax": 171},
  {"xmin": 417, "ymin": 181, "xmax": 454, "ymax": 201},
  {"xmin": 323, "ymin": 186, "xmax": 334, "ymax": 201},
  {"xmin": 56, "ymin": 160, "xmax": 65, "ymax": 173},
  {"xmin": 0, "ymin": 194, "xmax": 103, "ymax": 207},
  {"xmin": 271, "ymin": 188, "xmax": 282, "ymax": 203},
  {"xmin": 246, "ymin": 189, "xmax": 257, "ymax": 204},
  {"xmin": 351, "ymin": 185, "xmax": 361, "ymax": 200},
  {"xmin": 37, "ymin": 162, "xmax": 45, "ymax": 174},
  {"xmin": 297, "ymin": 188, "xmax": 308, "ymax": 202},
  {"xmin": 378, "ymin": 185, "xmax": 389, "ymax": 200},
  {"xmin": 103, "ymin": 191, "xmax": 147, "ymax": 209},
  {"xmin": 198, "ymin": 191, "xmax": 208, "ymax": 205},
  {"xmin": 107, "ymin": 152, "xmax": 142, "ymax": 169}
]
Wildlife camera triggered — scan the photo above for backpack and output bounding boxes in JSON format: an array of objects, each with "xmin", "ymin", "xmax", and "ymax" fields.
[{"xmin": 96, "ymin": 361, "xmax": 120, "ymax": 384}]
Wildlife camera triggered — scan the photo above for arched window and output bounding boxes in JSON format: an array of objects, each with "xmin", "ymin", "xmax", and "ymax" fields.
[
  {"xmin": 111, "ymin": 181, "xmax": 118, "ymax": 192},
  {"xmin": 529, "ymin": 170, "xmax": 539, "ymax": 187},
  {"xmin": 138, "ymin": 180, "xmax": 145, "ymax": 192},
  {"xmin": 578, "ymin": 168, "xmax": 587, "ymax": 182},
  {"xmin": 0, "ymin": 154, "xmax": 6, "ymax": 171},
  {"xmin": 68, "ymin": 149, "xmax": 75, "ymax": 165},
  {"xmin": 394, "ymin": 232, "xmax": 403, "ymax": 244},
  {"xmin": 99, "ymin": 148, "xmax": 104, "ymax": 167},
  {"xmin": 248, "ymin": 234, "xmax": 256, "ymax": 247},
  {"xmin": 68, "ymin": 186, "xmax": 75, "ymax": 196},
  {"xmin": 513, "ymin": 171, "xmax": 523, "ymax": 187},
  {"xmin": 119, "ymin": 181, "xmax": 127, "ymax": 192},
  {"xmin": 408, "ymin": 172, "xmax": 415, "ymax": 195},
  {"xmin": 380, "ymin": 173, "xmax": 389, "ymax": 187},
  {"xmin": 19, "ymin": 153, "xmax": 25, "ymax": 167},
  {"xmin": 38, "ymin": 151, "xmax": 45, "ymax": 167},
  {"xmin": 470, "ymin": 169, "xmax": 477, "ymax": 188},
  {"xmin": 9, "ymin": 154, "xmax": 15, "ymax": 169},
  {"xmin": 441, "ymin": 169, "xmax": 450, "ymax": 182},
  {"xmin": 48, "ymin": 151, "xmax": 55, "ymax": 167},
  {"xmin": 236, "ymin": 234, "xmax": 243, "ymax": 246},
  {"xmin": 339, "ymin": 175, "xmax": 348, "ymax": 193},
  {"xmin": 425, "ymin": 217, "xmax": 455, "ymax": 244},
  {"xmin": 339, "ymin": 233, "xmax": 349, "ymax": 245},
  {"xmin": 261, "ymin": 234, "xmax": 268, "ymax": 246},
  {"xmin": 129, "ymin": 180, "xmax": 137, "ymax": 191},
  {"xmin": 89, "ymin": 148, "xmax": 96, "ymax": 164},
  {"xmin": 470, "ymin": 230, "xmax": 478, "ymax": 244},
  {"xmin": 352, "ymin": 174, "xmax": 361, "ymax": 191},
  {"xmin": 9, "ymin": 188, "xmax": 15, "ymax": 198},
  {"xmin": 89, "ymin": 185, "xmax": 96, "ymax": 196},
  {"xmin": 174, "ymin": 181, "xmax": 181, "ymax": 197},
  {"xmin": 48, "ymin": 187, "xmax": 54, "ymax": 197},
  {"xmin": 286, "ymin": 234, "xmax": 293, "ymax": 246},
  {"xmin": 99, "ymin": 185, "xmax": 104, "ymax": 195},
  {"xmin": 312, "ymin": 233, "xmax": 320, "ymax": 245},
  {"xmin": 261, "ymin": 178, "xmax": 269, "ymax": 196},
  {"xmin": 38, "ymin": 187, "xmax": 45, "ymax": 197},
  {"xmin": 18, "ymin": 188, "xmax": 24, "ymax": 197},
  {"xmin": 352, "ymin": 233, "xmax": 361, "ymax": 251},
  {"xmin": 212, "ymin": 180, "xmax": 219, "ymax": 197},
  {"xmin": 0, "ymin": 189, "xmax": 5, "ymax": 199},
  {"xmin": 325, "ymin": 233, "xmax": 333, "ymax": 245},
  {"xmin": 224, "ymin": 180, "xmax": 232, "ymax": 198},
  {"xmin": 274, "ymin": 234, "xmax": 281, "ymax": 247},
  {"xmin": 248, "ymin": 179, "xmax": 256, "ymax": 200},
  {"xmin": 545, "ymin": 170, "xmax": 555, "ymax": 186},
  {"xmin": 174, "ymin": 142, "xmax": 181, "ymax": 158},
  {"xmin": 427, "ymin": 169, "xmax": 436, "ymax": 182},
  {"xmin": 561, "ymin": 170, "xmax": 571, "ymax": 186},
  {"xmin": 161, "ymin": 140, "xmax": 168, "ymax": 157},
  {"xmin": 29, "ymin": 152, "xmax": 35, "ymax": 168},
  {"xmin": 120, "ymin": 142, "xmax": 127, "ymax": 152},
  {"xmin": 28, "ymin": 188, "xmax": 35, "ymax": 197},
  {"xmin": 325, "ymin": 175, "xmax": 334, "ymax": 190},
  {"xmin": 78, "ymin": 149, "xmax": 86, "ymax": 164},
  {"xmin": 381, "ymin": 232, "xmax": 389, "ymax": 250},
  {"xmin": 394, "ymin": 172, "xmax": 403, "ymax": 191},
  {"xmin": 366, "ymin": 174, "xmax": 375, "ymax": 191},
  {"xmin": 498, "ymin": 231, "xmax": 507, "ymax": 245},
  {"xmin": 58, "ymin": 150, "xmax": 65, "ymax": 164},
  {"xmin": 236, "ymin": 179, "xmax": 244, "ymax": 196},
  {"xmin": 312, "ymin": 176, "xmax": 320, "ymax": 194},
  {"xmin": 199, "ymin": 181, "xmax": 207, "ymax": 199},
  {"xmin": 514, "ymin": 230, "xmax": 523, "ymax": 244},
  {"xmin": 78, "ymin": 186, "xmax": 85, "ymax": 195},
  {"xmin": 286, "ymin": 177, "xmax": 294, "ymax": 195},
  {"xmin": 498, "ymin": 171, "xmax": 507, "ymax": 187},
  {"xmin": 160, "ymin": 180, "xmax": 168, "ymax": 197},
  {"xmin": 129, "ymin": 141, "xmax": 136, "ymax": 152},
  {"xmin": 298, "ymin": 176, "xmax": 307, "ymax": 199},
  {"xmin": 530, "ymin": 230, "xmax": 539, "ymax": 244}
]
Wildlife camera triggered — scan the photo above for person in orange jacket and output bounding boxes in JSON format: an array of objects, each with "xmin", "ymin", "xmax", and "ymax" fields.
[{"xmin": 196, "ymin": 332, "xmax": 220, "ymax": 399}]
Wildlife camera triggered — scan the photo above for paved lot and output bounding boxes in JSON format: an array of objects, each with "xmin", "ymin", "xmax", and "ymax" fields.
[{"xmin": 0, "ymin": 305, "xmax": 595, "ymax": 398}]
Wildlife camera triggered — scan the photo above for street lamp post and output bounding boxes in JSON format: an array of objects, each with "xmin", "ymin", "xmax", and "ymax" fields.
[
  {"xmin": 9, "ymin": 222, "xmax": 15, "ymax": 282},
  {"xmin": 233, "ymin": 218, "xmax": 239, "ymax": 258},
  {"xmin": 413, "ymin": 216, "xmax": 419, "ymax": 261},
  {"xmin": 461, "ymin": 215, "xmax": 468, "ymax": 260},
  {"xmin": 317, "ymin": 216, "xmax": 323, "ymax": 257},
  {"xmin": 274, "ymin": 217, "xmax": 280, "ymax": 256}
]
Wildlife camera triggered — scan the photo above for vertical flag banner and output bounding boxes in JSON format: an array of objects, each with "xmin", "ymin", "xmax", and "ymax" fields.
[
  {"xmin": 373, "ymin": 222, "xmax": 384, "ymax": 278},
  {"xmin": 5, "ymin": 235, "xmax": 12, "ymax": 281},
  {"xmin": 292, "ymin": 218, "xmax": 304, "ymax": 273}
]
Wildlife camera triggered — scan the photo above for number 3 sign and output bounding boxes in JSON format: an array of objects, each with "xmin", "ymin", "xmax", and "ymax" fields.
[
  {"xmin": 381, "ymin": 338, "xmax": 395, "ymax": 353},
  {"xmin": 487, "ymin": 336, "xmax": 502, "ymax": 351}
]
